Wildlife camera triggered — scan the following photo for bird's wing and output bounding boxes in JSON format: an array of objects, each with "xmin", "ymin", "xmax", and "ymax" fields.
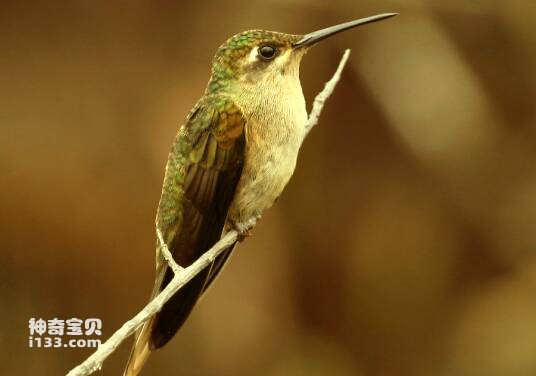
[{"xmin": 123, "ymin": 95, "xmax": 246, "ymax": 376}]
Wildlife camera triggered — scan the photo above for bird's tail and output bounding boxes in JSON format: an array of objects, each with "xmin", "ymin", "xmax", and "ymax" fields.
[
  {"xmin": 123, "ymin": 258, "xmax": 168, "ymax": 376},
  {"xmin": 123, "ymin": 314, "xmax": 156, "ymax": 376},
  {"xmin": 122, "ymin": 242, "xmax": 236, "ymax": 375}
]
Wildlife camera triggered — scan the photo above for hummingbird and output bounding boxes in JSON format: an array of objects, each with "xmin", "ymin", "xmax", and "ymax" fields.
[{"xmin": 124, "ymin": 13, "xmax": 396, "ymax": 375}]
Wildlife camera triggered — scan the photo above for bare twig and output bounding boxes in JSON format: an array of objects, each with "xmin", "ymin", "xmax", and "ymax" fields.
[
  {"xmin": 303, "ymin": 49, "xmax": 351, "ymax": 138},
  {"xmin": 156, "ymin": 228, "xmax": 183, "ymax": 274},
  {"xmin": 66, "ymin": 231, "xmax": 238, "ymax": 376},
  {"xmin": 66, "ymin": 49, "xmax": 351, "ymax": 376}
]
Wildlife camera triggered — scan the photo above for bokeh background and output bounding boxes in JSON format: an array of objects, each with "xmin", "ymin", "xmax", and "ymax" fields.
[{"xmin": 2, "ymin": 1, "xmax": 536, "ymax": 375}]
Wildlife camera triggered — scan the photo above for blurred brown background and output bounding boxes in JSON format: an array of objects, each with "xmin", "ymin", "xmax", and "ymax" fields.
[{"xmin": 2, "ymin": 1, "xmax": 536, "ymax": 375}]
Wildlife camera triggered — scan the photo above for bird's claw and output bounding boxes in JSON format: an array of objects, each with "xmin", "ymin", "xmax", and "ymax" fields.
[{"xmin": 233, "ymin": 217, "xmax": 258, "ymax": 242}]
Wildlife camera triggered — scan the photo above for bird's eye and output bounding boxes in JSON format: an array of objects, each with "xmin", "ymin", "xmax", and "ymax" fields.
[{"xmin": 258, "ymin": 45, "xmax": 277, "ymax": 60}]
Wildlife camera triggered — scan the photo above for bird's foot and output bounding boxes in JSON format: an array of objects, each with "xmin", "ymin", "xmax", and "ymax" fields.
[{"xmin": 232, "ymin": 217, "xmax": 258, "ymax": 242}]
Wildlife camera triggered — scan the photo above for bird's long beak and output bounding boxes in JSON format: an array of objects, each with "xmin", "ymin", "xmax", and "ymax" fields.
[{"xmin": 292, "ymin": 13, "xmax": 398, "ymax": 49}]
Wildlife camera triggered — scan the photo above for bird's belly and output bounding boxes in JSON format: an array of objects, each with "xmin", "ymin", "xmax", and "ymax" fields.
[{"xmin": 228, "ymin": 117, "xmax": 304, "ymax": 226}]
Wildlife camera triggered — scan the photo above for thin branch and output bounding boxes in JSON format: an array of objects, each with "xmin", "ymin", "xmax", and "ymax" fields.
[
  {"xmin": 156, "ymin": 228, "xmax": 183, "ymax": 274},
  {"xmin": 66, "ymin": 49, "xmax": 351, "ymax": 376},
  {"xmin": 66, "ymin": 231, "xmax": 238, "ymax": 376},
  {"xmin": 303, "ymin": 49, "xmax": 351, "ymax": 138}
]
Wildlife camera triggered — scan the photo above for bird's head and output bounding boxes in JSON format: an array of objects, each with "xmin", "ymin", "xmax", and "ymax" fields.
[{"xmin": 206, "ymin": 13, "xmax": 397, "ymax": 94}]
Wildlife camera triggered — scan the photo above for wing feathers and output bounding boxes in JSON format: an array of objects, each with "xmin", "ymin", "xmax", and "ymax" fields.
[{"xmin": 124, "ymin": 95, "xmax": 246, "ymax": 376}]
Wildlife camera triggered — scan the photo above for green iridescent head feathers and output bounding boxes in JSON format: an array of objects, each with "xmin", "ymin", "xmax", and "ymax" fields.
[
  {"xmin": 207, "ymin": 30, "xmax": 301, "ymax": 93},
  {"xmin": 205, "ymin": 14, "xmax": 398, "ymax": 94}
]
